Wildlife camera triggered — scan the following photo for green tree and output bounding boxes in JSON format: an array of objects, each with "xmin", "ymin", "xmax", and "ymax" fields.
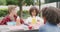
[
  {"xmin": 0, "ymin": 0, "xmax": 6, "ymax": 5},
  {"xmin": 6, "ymin": 0, "xmax": 19, "ymax": 5},
  {"xmin": 0, "ymin": 9, "xmax": 8, "ymax": 17},
  {"xmin": 24, "ymin": 0, "xmax": 34, "ymax": 6}
]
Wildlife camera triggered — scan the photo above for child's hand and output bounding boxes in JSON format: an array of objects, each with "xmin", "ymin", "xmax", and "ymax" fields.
[{"xmin": 16, "ymin": 16, "xmax": 21, "ymax": 26}]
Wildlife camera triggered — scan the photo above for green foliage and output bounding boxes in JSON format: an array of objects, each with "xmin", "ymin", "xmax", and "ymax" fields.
[
  {"xmin": 6, "ymin": 0, "xmax": 34, "ymax": 6},
  {"xmin": 0, "ymin": 0, "xmax": 6, "ymax": 5},
  {"xmin": 23, "ymin": 10, "xmax": 30, "ymax": 18},
  {"xmin": 0, "ymin": 9, "xmax": 8, "ymax": 17},
  {"xmin": 0, "ymin": 0, "xmax": 35, "ymax": 6},
  {"xmin": 25, "ymin": 0, "xmax": 34, "ymax": 6},
  {"xmin": 6, "ymin": 0, "xmax": 19, "ymax": 5},
  {"xmin": 17, "ymin": 10, "xmax": 30, "ymax": 19}
]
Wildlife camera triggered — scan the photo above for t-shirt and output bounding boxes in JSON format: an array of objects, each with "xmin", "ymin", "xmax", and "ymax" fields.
[{"xmin": 25, "ymin": 16, "xmax": 44, "ymax": 26}]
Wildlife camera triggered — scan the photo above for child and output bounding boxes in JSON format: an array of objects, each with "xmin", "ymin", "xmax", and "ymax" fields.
[
  {"xmin": 39, "ymin": 7, "xmax": 60, "ymax": 32},
  {"xmin": 0, "ymin": 5, "xmax": 24, "ymax": 25},
  {"xmin": 25, "ymin": 6, "xmax": 44, "ymax": 27}
]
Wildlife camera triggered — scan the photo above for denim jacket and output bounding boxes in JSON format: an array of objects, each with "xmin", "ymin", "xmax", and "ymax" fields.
[{"xmin": 39, "ymin": 22, "xmax": 60, "ymax": 32}]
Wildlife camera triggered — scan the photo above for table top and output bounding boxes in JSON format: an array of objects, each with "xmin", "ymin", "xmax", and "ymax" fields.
[
  {"xmin": 0, "ymin": 25, "xmax": 39, "ymax": 32},
  {"xmin": 9, "ymin": 29, "xmax": 38, "ymax": 32}
]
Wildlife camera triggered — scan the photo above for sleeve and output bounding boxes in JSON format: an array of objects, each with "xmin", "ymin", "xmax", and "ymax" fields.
[
  {"xmin": 39, "ymin": 26, "xmax": 46, "ymax": 32},
  {"xmin": 0, "ymin": 16, "xmax": 10, "ymax": 25}
]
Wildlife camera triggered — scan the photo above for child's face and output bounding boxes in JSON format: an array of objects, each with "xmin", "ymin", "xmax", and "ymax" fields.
[
  {"xmin": 11, "ymin": 8, "xmax": 17, "ymax": 15},
  {"xmin": 31, "ymin": 10, "xmax": 36, "ymax": 16}
]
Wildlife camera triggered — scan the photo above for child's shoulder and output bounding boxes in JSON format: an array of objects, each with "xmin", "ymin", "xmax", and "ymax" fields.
[
  {"xmin": 36, "ymin": 16, "xmax": 43, "ymax": 19},
  {"xmin": 36, "ymin": 16, "xmax": 41, "ymax": 18}
]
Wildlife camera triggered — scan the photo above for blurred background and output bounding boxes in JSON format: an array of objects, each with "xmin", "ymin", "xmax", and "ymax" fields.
[{"xmin": 0, "ymin": 0, "xmax": 60, "ymax": 20}]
